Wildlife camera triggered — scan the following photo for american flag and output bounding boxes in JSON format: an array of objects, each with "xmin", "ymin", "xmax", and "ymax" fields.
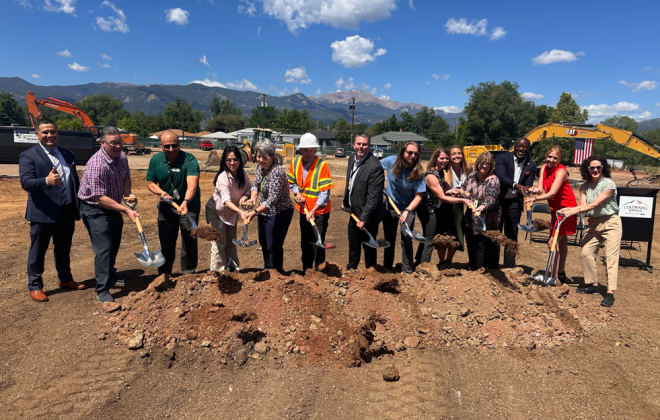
[{"xmin": 573, "ymin": 138, "xmax": 594, "ymax": 164}]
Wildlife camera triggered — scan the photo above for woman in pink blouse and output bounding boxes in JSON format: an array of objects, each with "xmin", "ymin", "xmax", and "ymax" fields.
[{"xmin": 205, "ymin": 146, "xmax": 252, "ymax": 272}]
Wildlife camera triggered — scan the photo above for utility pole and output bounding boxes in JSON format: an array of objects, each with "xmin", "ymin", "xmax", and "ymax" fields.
[
  {"xmin": 261, "ymin": 94, "xmax": 267, "ymax": 128},
  {"xmin": 349, "ymin": 97, "xmax": 356, "ymax": 142}
]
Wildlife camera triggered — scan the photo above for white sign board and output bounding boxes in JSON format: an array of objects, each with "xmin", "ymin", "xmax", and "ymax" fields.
[
  {"xmin": 619, "ymin": 195, "xmax": 654, "ymax": 219},
  {"xmin": 14, "ymin": 130, "xmax": 39, "ymax": 143}
]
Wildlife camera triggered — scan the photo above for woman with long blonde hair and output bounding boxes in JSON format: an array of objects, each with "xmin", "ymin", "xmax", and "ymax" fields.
[{"xmin": 442, "ymin": 146, "xmax": 472, "ymax": 267}]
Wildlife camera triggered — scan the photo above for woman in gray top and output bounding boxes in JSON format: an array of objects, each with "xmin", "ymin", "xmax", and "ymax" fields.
[{"xmin": 558, "ymin": 156, "xmax": 621, "ymax": 307}]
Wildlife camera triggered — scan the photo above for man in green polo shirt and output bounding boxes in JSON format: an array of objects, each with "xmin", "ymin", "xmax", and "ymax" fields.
[{"xmin": 146, "ymin": 131, "xmax": 201, "ymax": 276}]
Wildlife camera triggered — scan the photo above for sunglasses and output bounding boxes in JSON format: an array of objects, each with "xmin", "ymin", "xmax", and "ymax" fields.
[
  {"xmin": 478, "ymin": 162, "xmax": 492, "ymax": 167},
  {"xmin": 588, "ymin": 165, "xmax": 603, "ymax": 171},
  {"xmin": 162, "ymin": 144, "xmax": 179, "ymax": 150},
  {"xmin": 405, "ymin": 150, "xmax": 420, "ymax": 156}
]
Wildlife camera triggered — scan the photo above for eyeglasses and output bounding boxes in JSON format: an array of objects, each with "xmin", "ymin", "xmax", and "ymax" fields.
[
  {"xmin": 162, "ymin": 144, "xmax": 179, "ymax": 150},
  {"xmin": 589, "ymin": 165, "xmax": 603, "ymax": 171},
  {"xmin": 405, "ymin": 151, "xmax": 420, "ymax": 156},
  {"xmin": 107, "ymin": 142, "xmax": 124, "ymax": 147},
  {"xmin": 226, "ymin": 158, "xmax": 239, "ymax": 162},
  {"xmin": 478, "ymin": 162, "xmax": 492, "ymax": 168}
]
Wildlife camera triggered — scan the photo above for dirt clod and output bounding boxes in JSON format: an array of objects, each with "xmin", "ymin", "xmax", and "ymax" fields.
[
  {"xmin": 483, "ymin": 230, "xmax": 519, "ymax": 254},
  {"xmin": 383, "ymin": 364, "xmax": 400, "ymax": 382},
  {"xmin": 433, "ymin": 234, "xmax": 460, "ymax": 249},
  {"xmin": 531, "ymin": 220, "xmax": 552, "ymax": 231},
  {"xmin": 190, "ymin": 226, "xmax": 223, "ymax": 242}
]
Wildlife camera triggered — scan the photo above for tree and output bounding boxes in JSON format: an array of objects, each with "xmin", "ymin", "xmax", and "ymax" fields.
[
  {"xmin": 536, "ymin": 104, "xmax": 555, "ymax": 125},
  {"xmin": 0, "ymin": 93, "xmax": 27, "ymax": 126},
  {"xmin": 331, "ymin": 117, "xmax": 352, "ymax": 143},
  {"xmin": 56, "ymin": 118, "xmax": 84, "ymax": 131},
  {"xmin": 247, "ymin": 106, "xmax": 279, "ymax": 128},
  {"xmin": 276, "ymin": 108, "xmax": 316, "ymax": 133},
  {"xmin": 209, "ymin": 97, "xmax": 221, "ymax": 118},
  {"xmin": 164, "ymin": 98, "xmax": 205, "ymax": 133},
  {"xmin": 117, "ymin": 116, "xmax": 140, "ymax": 134},
  {"xmin": 75, "ymin": 94, "xmax": 130, "ymax": 126},
  {"xmin": 205, "ymin": 114, "xmax": 245, "ymax": 133},
  {"xmin": 644, "ymin": 128, "xmax": 660, "ymax": 146},
  {"xmin": 551, "ymin": 92, "xmax": 588, "ymax": 124},
  {"xmin": 398, "ymin": 111, "xmax": 416, "ymax": 132},
  {"xmin": 463, "ymin": 81, "xmax": 538, "ymax": 144},
  {"xmin": 601, "ymin": 115, "xmax": 638, "ymax": 132},
  {"xmin": 220, "ymin": 99, "xmax": 242, "ymax": 116}
]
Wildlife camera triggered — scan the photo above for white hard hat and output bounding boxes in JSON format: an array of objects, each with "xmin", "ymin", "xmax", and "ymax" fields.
[{"xmin": 298, "ymin": 133, "xmax": 320, "ymax": 149}]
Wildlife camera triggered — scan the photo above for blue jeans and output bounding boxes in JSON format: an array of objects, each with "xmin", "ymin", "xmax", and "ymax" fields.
[{"xmin": 257, "ymin": 208, "xmax": 294, "ymax": 272}]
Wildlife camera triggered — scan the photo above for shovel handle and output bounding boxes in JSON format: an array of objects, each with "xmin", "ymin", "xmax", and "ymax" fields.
[
  {"xmin": 135, "ymin": 216, "xmax": 144, "ymax": 233},
  {"xmin": 169, "ymin": 201, "xmax": 186, "ymax": 214},
  {"xmin": 303, "ymin": 208, "xmax": 316, "ymax": 226},
  {"xmin": 386, "ymin": 195, "xmax": 401, "ymax": 215},
  {"xmin": 550, "ymin": 217, "xmax": 564, "ymax": 251},
  {"xmin": 350, "ymin": 214, "xmax": 361, "ymax": 224},
  {"xmin": 525, "ymin": 200, "xmax": 531, "ymax": 211}
]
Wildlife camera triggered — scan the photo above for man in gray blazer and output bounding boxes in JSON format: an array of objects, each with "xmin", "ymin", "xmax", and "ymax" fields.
[{"xmin": 342, "ymin": 134, "xmax": 385, "ymax": 270}]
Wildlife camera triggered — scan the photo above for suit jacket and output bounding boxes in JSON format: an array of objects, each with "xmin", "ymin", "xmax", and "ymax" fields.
[
  {"xmin": 494, "ymin": 151, "xmax": 537, "ymax": 206},
  {"xmin": 342, "ymin": 152, "xmax": 385, "ymax": 225},
  {"xmin": 19, "ymin": 144, "xmax": 80, "ymax": 223}
]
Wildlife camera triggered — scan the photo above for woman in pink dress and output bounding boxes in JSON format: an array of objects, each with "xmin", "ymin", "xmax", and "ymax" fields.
[{"xmin": 526, "ymin": 145, "xmax": 577, "ymax": 283}]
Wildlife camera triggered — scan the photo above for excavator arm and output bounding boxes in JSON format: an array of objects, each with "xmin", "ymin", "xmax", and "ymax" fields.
[
  {"xmin": 26, "ymin": 90, "xmax": 99, "ymax": 135},
  {"xmin": 520, "ymin": 122, "xmax": 660, "ymax": 161}
]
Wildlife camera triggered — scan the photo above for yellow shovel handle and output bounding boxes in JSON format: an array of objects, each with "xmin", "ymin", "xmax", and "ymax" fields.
[
  {"xmin": 303, "ymin": 208, "xmax": 316, "ymax": 226},
  {"xmin": 350, "ymin": 214, "xmax": 361, "ymax": 224},
  {"xmin": 387, "ymin": 195, "xmax": 401, "ymax": 215},
  {"xmin": 135, "ymin": 217, "xmax": 144, "ymax": 233}
]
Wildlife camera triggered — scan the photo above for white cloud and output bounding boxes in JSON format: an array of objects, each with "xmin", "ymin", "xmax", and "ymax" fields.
[
  {"xmin": 434, "ymin": 106, "xmax": 462, "ymax": 113},
  {"xmin": 199, "ymin": 55, "xmax": 211, "ymax": 68},
  {"xmin": 97, "ymin": 62, "xmax": 111, "ymax": 68},
  {"xmin": 293, "ymin": 87, "xmax": 300, "ymax": 93},
  {"xmin": 96, "ymin": 1, "xmax": 129, "ymax": 33},
  {"xmin": 31, "ymin": 74, "xmax": 43, "ymax": 79},
  {"xmin": 630, "ymin": 111, "xmax": 652, "ymax": 121},
  {"xmin": 643, "ymin": 66, "xmax": 652, "ymax": 72},
  {"xmin": 370, "ymin": 87, "xmax": 377, "ymax": 95},
  {"xmin": 521, "ymin": 92, "xmax": 544, "ymax": 101},
  {"xmin": 445, "ymin": 18, "xmax": 487, "ymax": 36},
  {"xmin": 335, "ymin": 77, "xmax": 344, "ymax": 89},
  {"xmin": 359, "ymin": 83, "xmax": 369, "ymax": 90},
  {"xmin": 432, "ymin": 73, "xmax": 450, "ymax": 81},
  {"xmin": 68, "ymin": 62, "xmax": 89, "ymax": 72},
  {"xmin": 571, "ymin": 90, "xmax": 600, "ymax": 100},
  {"xmin": 165, "ymin": 7, "xmax": 189, "ymax": 25},
  {"xmin": 656, "ymin": 103, "xmax": 660, "ymax": 107},
  {"xmin": 14, "ymin": 0, "xmax": 32, "ymax": 9},
  {"xmin": 490, "ymin": 26, "xmax": 506, "ymax": 41},
  {"xmin": 618, "ymin": 80, "xmax": 658, "ymax": 92},
  {"xmin": 100, "ymin": 53, "xmax": 111, "ymax": 60},
  {"xmin": 331, "ymin": 35, "xmax": 386, "ymax": 68},
  {"xmin": 238, "ymin": 1, "xmax": 256, "ymax": 17},
  {"xmin": 582, "ymin": 101, "xmax": 640, "ymax": 120},
  {"xmin": 383, "ymin": 83, "xmax": 391, "ymax": 89},
  {"xmin": 225, "ymin": 79, "xmax": 257, "ymax": 91},
  {"xmin": 257, "ymin": 27, "xmax": 261, "ymax": 37},
  {"xmin": 315, "ymin": 88, "xmax": 322, "ymax": 95},
  {"xmin": 251, "ymin": 0, "xmax": 397, "ymax": 34},
  {"xmin": 189, "ymin": 78, "xmax": 227, "ymax": 88},
  {"xmin": 44, "ymin": 0, "xmax": 75, "ymax": 14},
  {"xmin": 378, "ymin": 95, "xmax": 390, "ymax": 101},
  {"xmin": 409, "ymin": 0, "xmax": 414, "ymax": 10},
  {"xmin": 532, "ymin": 49, "xmax": 584, "ymax": 65},
  {"xmin": 344, "ymin": 77, "xmax": 354, "ymax": 90},
  {"xmin": 285, "ymin": 67, "xmax": 311, "ymax": 84},
  {"xmin": 56, "ymin": 49, "xmax": 72, "ymax": 57}
]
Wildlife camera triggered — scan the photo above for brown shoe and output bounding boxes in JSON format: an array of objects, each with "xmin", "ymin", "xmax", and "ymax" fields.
[
  {"xmin": 58, "ymin": 281, "xmax": 87, "ymax": 290},
  {"xmin": 29, "ymin": 290, "xmax": 49, "ymax": 302}
]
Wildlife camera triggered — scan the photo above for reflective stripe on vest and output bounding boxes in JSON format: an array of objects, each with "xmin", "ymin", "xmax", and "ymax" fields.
[{"xmin": 288, "ymin": 156, "xmax": 332, "ymax": 214}]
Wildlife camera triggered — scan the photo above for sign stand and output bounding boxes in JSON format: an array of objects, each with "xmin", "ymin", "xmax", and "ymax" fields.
[{"xmin": 617, "ymin": 187, "xmax": 658, "ymax": 273}]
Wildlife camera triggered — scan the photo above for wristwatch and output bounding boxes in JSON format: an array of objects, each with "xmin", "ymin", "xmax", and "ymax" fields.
[{"xmin": 183, "ymin": 198, "xmax": 190, "ymax": 203}]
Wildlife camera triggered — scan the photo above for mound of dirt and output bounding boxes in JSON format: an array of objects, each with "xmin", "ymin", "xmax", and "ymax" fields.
[
  {"xmin": 433, "ymin": 234, "xmax": 460, "ymax": 249},
  {"xmin": 191, "ymin": 226, "xmax": 223, "ymax": 242},
  {"xmin": 106, "ymin": 264, "xmax": 614, "ymax": 368},
  {"xmin": 532, "ymin": 220, "xmax": 552, "ymax": 232},
  {"xmin": 483, "ymin": 230, "xmax": 519, "ymax": 254}
]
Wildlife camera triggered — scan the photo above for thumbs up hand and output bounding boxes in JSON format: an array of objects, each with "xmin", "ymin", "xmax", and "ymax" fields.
[{"xmin": 47, "ymin": 167, "xmax": 61, "ymax": 186}]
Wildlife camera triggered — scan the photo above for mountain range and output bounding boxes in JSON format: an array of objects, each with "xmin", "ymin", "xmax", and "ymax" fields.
[
  {"xmin": 0, "ymin": 77, "xmax": 462, "ymax": 128},
  {"xmin": 638, "ymin": 118, "xmax": 660, "ymax": 133}
]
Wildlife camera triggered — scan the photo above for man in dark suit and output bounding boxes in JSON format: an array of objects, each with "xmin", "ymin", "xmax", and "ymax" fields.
[
  {"xmin": 342, "ymin": 134, "xmax": 385, "ymax": 270},
  {"xmin": 19, "ymin": 119, "xmax": 86, "ymax": 302},
  {"xmin": 495, "ymin": 137, "xmax": 537, "ymax": 268}
]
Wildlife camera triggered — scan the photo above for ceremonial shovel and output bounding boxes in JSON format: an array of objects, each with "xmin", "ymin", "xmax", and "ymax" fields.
[
  {"xmin": 304, "ymin": 208, "xmax": 336, "ymax": 249},
  {"xmin": 161, "ymin": 197, "xmax": 198, "ymax": 230},
  {"xmin": 384, "ymin": 194, "xmax": 432, "ymax": 245},
  {"xmin": 458, "ymin": 192, "xmax": 486, "ymax": 231},
  {"xmin": 533, "ymin": 216, "xmax": 568, "ymax": 286},
  {"xmin": 123, "ymin": 198, "xmax": 165, "ymax": 268},
  {"xmin": 348, "ymin": 213, "xmax": 390, "ymax": 249},
  {"xmin": 518, "ymin": 201, "xmax": 538, "ymax": 233},
  {"xmin": 232, "ymin": 219, "xmax": 257, "ymax": 248}
]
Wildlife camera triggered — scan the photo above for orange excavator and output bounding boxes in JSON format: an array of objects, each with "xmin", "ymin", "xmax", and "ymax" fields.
[{"xmin": 25, "ymin": 90, "xmax": 151, "ymax": 155}]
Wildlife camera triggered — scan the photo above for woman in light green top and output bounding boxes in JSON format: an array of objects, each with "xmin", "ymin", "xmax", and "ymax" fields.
[{"xmin": 558, "ymin": 156, "xmax": 621, "ymax": 307}]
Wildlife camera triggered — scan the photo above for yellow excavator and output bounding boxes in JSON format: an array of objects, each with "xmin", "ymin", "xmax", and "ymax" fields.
[
  {"xmin": 235, "ymin": 128, "xmax": 295, "ymax": 165},
  {"xmin": 519, "ymin": 122, "xmax": 660, "ymax": 161}
]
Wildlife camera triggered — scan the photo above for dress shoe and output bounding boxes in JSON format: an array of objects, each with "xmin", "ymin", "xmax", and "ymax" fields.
[
  {"xmin": 29, "ymin": 290, "xmax": 49, "ymax": 302},
  {"xmin": 58, "ymin": 281, "xmax": 87, "ymax": 290}
]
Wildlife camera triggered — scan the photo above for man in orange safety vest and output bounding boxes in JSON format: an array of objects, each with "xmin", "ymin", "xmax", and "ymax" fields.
[{"xmin": 288, "ymin": 133, "xmax": 334, "ymax": 271}]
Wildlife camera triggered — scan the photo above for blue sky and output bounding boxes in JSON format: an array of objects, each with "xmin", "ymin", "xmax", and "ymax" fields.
[{"xmin": 4, "ymin": 0, "xmax": 660, "ymax": 123}]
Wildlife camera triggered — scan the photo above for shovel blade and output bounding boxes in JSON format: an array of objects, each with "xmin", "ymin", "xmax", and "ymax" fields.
[
  {"xmin": 411, "ymin": 230, "xmax": 433, "ymax": 245},
  {"xmin": 364, "ymin": 238, "xmax": 390, "ymax": 248},
  {"xmin": 518, "ymin": 224, "xmax": 535, "ymax": 233},
  {"xmin": 135, "ymin": 250, "xmax": 165, "ymax": 268}
]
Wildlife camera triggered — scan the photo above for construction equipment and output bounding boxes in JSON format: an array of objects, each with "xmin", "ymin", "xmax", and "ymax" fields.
[
  {"xmin": 518, "ymin": 201, "xmax": 538, "ymax": 234},
  {"xmin": 304, "ymin": 208, "xmax": 336, "ymax": 249},
  {"xmin": 520, "ymin": 122, "xmax": 660, "ymax": 161},
  {"xmin": 161, "ymin": 197, "xmax": 198, "ymax": 230},
  {"xmin": 123, "ymin": 198, "xmax": 165, "ymax": 268},
  {"xmin": 384, "ymin": 194, "xmax": 432, "ymax": 245},
  {"xmin": 533, "ymin": 216, "xmax": 569, "ymax": 286},
  {"xmin": 230, "ymin": 128, "xmax": 294, "ymax": 166},
  {"xmin": 349, "ymin": 214, "xmax": 390, "ymax": 249},
  {"xmin": 463, "ymin": 145, "xmax": 506, "ymax": 166},
  {"xmin": 25, "ymin": 91, "xmax": 151, "ymax": 155},
  {"xmin": 232, "ymin": 220, "xmax": 257, "ymax": 248}
]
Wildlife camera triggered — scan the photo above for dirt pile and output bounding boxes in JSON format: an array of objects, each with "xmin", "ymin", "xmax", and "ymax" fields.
[
  {"xmin": 433, "ymin": 234, "xmax": 460, "ymax": 249},
  {"xmin": 106, "ymin": 264, "xmax": 614, "ymax": 368},
  {"xmin": 190, "ymin": 226, "xmax": 223, "ymax": 242},
  {"xmin": 483, "ymin": 230, "xmax": 519, "ymax": 254},
  {"xmin": 532, "ymin": 219, "xmax": 552, "ymax": 232}
]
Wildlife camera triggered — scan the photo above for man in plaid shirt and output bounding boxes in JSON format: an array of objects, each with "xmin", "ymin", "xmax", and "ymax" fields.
[{"xmin": 78, "ymin": 126, "xmax": 139, "ymax": 303}]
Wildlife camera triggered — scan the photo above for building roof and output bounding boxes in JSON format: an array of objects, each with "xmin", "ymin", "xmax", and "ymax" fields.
[
  {"xmin": 369, "ymin": 136, "xmax": 392, "ymax": 146},
  {"xmin": 372, "ymin": 131, "xmax": 430, "ymax": 143}
]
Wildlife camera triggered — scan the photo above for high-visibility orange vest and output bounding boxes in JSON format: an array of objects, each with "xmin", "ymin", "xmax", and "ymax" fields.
[{"xmin": 287, "ymin": 156, "xmax": 334, "ymax": 215}]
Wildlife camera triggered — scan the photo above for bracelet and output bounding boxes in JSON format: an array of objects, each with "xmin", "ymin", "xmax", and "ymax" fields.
[
  {"xmin": 404, "ymin": 208, "xmax": 412, "ymax": 213},
  {"xmin": 183, "ymin": 198, "xmax": 190, "ymax": 203}
]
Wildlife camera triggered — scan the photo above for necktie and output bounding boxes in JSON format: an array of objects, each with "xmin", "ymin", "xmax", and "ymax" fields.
[{"xmin": 49, "ymin": 150, "xmax": 68, "ymax": 204}]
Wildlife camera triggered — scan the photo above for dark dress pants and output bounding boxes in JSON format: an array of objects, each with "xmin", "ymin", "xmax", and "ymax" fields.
[
  {"xmin": 299, "ymin": 212, "xmax": 329, "ymax": 271},
  {"xmin": 383, "ymin": 208, "xmax": 416, "ymax": 274},
  {"xmin": 27, "ymin": 203, "xmax": 76, "ymax": 291},
  {"xmin": 465, "ymin": 229, "xmax": 500, "ymax": 270},
  {"xmin": 80, "ymin": 202, "xmax": 123, "ymax": 293},
  {"xmin": 257, "ymin": 207, "xmax": 294, "ymax": 273},
  {"xmin": 347, "ymin": 218, "xmax": 379, "ymax": 270},
  {"xmin": 500, "ymin": 199, "xmax": 521, "ymax": 268},
  {"xmin": 158, "ymin": 207, "xmax": 199, "ymax": 275}
]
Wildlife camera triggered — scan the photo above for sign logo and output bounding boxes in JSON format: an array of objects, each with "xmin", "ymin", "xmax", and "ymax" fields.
[
  {"xmin": 565, "ymin": 129, "xmax": 578, "ymax": 136},
  {"xmin": 14, "ymin": 130, "xmax": 39, "ymax": 143},
  {"xmin": 619, "ymin": 195, "xmax": 653, "ymax": 219}
]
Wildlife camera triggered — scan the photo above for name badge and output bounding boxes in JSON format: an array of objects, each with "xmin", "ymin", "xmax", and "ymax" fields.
[{"xmin": 171, "ymin": 168, "xmax": 181, "ymax": 173}]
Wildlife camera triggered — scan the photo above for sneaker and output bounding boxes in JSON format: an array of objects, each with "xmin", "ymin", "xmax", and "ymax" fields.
[
  {"xmin": 110, "ymin": 279, "xmax": 125, "ymax": 287},
  {"xmin": 96, "ymin": 290, "xmax": 114, "ymax": 303},
  {"xmin": 577, "ymin": 284, "xmax": 600, "ymax": 294},
  {"xmin": 601, "ymin": 293, "xmax": 615, "ymax": 307}
]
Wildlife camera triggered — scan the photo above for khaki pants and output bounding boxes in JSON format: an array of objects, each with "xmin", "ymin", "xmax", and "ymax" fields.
[
  {"xmin": 206, "ymin": 210, "xmax": 239, "ymax": 272},
  {"xmin": 580, "ymin": 214, "xmax": 622, "ymax": 291}
]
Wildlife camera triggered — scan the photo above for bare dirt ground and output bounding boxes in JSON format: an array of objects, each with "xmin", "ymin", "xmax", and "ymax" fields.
[{"xmin": 1, "ymin": 154, "xmax": 659, "ymax": 419}]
